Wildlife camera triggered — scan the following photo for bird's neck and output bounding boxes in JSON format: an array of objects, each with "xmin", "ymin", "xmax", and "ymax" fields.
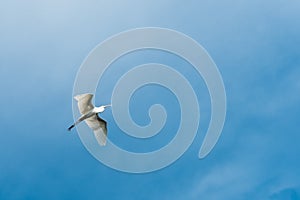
[{"xmin": 94, "ymin": 106, "xmax": 105, "ymax": 113}]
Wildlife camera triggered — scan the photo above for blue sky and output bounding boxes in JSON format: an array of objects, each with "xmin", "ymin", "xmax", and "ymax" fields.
[{"xmin": 1, "ymin": 0, "xmax": 300, "ymax": 199}]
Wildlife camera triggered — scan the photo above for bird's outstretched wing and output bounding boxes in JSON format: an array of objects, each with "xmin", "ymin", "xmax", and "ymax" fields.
[
  {"xmin": 84, "ymin": 114, "xmax": 107, "ymax": 146},
  {"xmin": 74, "ymin": 93, "xmax": 94, "ymax": 115}
]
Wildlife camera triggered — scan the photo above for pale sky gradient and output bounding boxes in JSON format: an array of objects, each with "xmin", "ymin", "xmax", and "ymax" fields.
[{"xmin": 1, "ymin": 0, "xmax": 300, "ymax": 199}]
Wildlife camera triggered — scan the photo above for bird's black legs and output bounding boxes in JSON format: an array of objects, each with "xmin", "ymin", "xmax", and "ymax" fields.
[{"xmin": 68, "ymin": 124, "xmax": 75, "ymax": 131}]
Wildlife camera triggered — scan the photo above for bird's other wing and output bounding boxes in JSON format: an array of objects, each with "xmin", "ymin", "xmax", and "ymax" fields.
[
  {"xmin": 74, "ymin": 93, "xmax": 94, "ymax": 115},
  {"xmin": 84, "ymin": 114, "xmax": 107, "ymax": 146}
]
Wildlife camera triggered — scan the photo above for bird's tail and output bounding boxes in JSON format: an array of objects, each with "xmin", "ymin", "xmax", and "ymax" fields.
[
  {"xmin": 67, "ymin": 114, "xmax": 90, "ymax": 131},
  {"xmin": 103, "ymin": 104, "xmax": 112, "ymax": 108}
]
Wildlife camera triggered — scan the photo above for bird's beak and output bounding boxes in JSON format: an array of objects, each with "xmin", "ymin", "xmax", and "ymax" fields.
[{"xmin": 104, "ymin": 104, "xmax": 112, "ymax": 108}]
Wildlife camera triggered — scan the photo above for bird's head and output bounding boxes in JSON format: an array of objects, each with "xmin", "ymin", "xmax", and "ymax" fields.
[{"xmin": 95, "ymin": 104, "xmax": 111, "ymax": 113}]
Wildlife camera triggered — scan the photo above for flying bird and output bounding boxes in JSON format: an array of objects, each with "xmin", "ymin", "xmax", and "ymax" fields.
[{"xmin": 68, "ymin": 93, "xmax": 111, "ymax": 146}]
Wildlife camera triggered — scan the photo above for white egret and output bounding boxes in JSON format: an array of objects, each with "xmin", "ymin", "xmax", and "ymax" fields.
[{"xmin": 68, "ymin": 93, "xmax": 111, "ymax": 146}]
